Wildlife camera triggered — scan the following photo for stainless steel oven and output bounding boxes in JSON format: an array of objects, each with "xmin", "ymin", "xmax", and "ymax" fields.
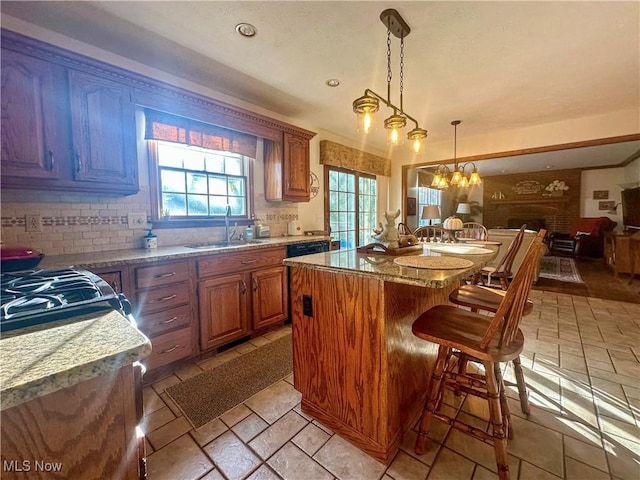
[{"xmin": 1, "ymin": 268, "xmax": 133, "ymax": 333}]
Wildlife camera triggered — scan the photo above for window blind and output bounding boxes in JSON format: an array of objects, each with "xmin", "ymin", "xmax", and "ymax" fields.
[
  {"xmin": 144, "ymin": 109, "xmax": 257, "ymax": 158},
  {"xmin": 319, "ymin": 140, "xmax": 391, "ymax": 177}
]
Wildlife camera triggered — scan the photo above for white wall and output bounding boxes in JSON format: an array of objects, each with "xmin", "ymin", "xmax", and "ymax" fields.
[{"xmin": 581, "ymin": 157, "xmax": 639, "ymax": 231}]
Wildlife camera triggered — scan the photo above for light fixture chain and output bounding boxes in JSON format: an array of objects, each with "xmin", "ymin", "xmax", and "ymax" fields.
[
  {"xmin": 386, "ymin": 29, "xmax": 392, "ymax": 102},
  {"xmin": 399, "ymin": 36, "xmax": 404, "ymax": 112}
]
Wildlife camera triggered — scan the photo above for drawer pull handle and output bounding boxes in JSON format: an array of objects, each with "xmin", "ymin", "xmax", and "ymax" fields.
[
  {"xmin": 253, "ymin": 278, "xmax": 258, "ymax": 291},
  {"xmin": 154, "ymin": 272, "xmax": 176, "ymax": 278},
  {"xmin": 241, "ymin": 260, "xmax": 257, "ymax": 264},
  {"xmin": 160, "ymin": 345, "xmax": 179, "ymax": 354},
  {"xmin": 156, "ymin": 294, "xmax": 177, "ymax": 302},
  {"xmin": 241, "ymin": 280, "xmax": 247, "ymax": 294},
  {"xmin": 158, "ymin": 316, "xmax": 178, "ymax": 325}
]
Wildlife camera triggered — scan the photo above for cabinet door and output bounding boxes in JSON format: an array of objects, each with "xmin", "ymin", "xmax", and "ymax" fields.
[
  {"xmin": 1, "ymin": 49, "xmax": 70, "ymax": 180},
  {"xmin": 283, "ymin": 132, "xmax": 310, "ymax": 201},
  {"xmin": 68, "ymin": 70, "xmax": 138, "ymax": 191},
  {"xmin": 251, "ymin": 266, "xmax": 288, "ymax": 330},
  {"xmin": 199, "ymin": 273, "xmax": 250, "ymax": 350}
]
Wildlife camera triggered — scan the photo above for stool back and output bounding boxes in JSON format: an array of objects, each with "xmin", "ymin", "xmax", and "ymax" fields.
[{"xmin": 480, "ymin": 229, "xmax": 546, "ymax": 349}]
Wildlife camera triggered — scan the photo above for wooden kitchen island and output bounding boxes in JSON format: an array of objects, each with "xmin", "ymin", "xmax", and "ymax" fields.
[{"xmin": 284, "ymin": 244, "xmax": 498, "ymax": 464}]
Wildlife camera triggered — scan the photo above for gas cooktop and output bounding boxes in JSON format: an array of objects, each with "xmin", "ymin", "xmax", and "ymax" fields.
[{"xmin": 0, "ymin": 268, "xmax": 130, "ymax": 333}]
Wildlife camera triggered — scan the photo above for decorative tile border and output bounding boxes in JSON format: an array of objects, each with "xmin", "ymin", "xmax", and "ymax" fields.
[{"xmin": 1, "ymin": 216, "xmax": 130, "ymax": 228}]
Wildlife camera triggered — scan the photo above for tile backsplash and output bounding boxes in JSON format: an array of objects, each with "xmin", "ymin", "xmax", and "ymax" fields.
[{"xmin": 1, "ymin": 188, "xmax": 299, "ymax": 255}]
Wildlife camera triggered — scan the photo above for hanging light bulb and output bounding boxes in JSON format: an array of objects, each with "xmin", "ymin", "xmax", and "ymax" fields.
[
  {"xmin": 353, "ymin": 94, "xmax": 379, "ymax": 134},
  {"xmin": 458, "ymin": 175, "xmax": 469, "ymax": 188},
  {"xmin": 431, "ymin": 171, "xmax": 442, "ymax": 188},
  {"xmin": 468, "ymin": 164, "xmax": 482, "ymax": 185},
  {"xmin": 408, "ymin": 127, "xmax": 428, "ymax": 154},
  {"xmin": 450, "ymin": 166, "xmax": 464, "ymax": 186},
  {"xmin": 384, "ymin": 114, "xmax": 406, "ymax": 146}
]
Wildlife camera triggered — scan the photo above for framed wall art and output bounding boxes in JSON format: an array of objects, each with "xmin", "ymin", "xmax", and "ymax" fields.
[
  {"xmin": 593, "ymin": 190, "xmax": 609, "ymax": 200},
  {"xmin": 406, "ymin": 197, "xmax": 417, "ymax": 216},
  {"xmin": 598, "ymin": 200, "xmax": 615, "ymax": 210}
]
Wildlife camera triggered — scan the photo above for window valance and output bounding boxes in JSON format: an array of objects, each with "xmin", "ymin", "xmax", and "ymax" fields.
[
  {"xmin": 144, "ymin": 109, "xmax": 257, "ymax": 158},
  {"xmin": 319, "ymin": 140, "xmax": 391, "ymax": 177}
]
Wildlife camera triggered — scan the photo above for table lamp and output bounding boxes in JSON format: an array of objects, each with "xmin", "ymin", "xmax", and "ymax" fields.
[
  {"xmin": 421, "ymin": 205, "xmax": 441, "ymax": 225},
  {"xmin": 456, "ymin": 203, "xmax": 471, "ymax": 215}
]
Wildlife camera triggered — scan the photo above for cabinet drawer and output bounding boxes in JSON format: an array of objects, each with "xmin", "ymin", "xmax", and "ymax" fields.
[
  {"xmin": 145, "ymin": 327, "xmax": 193, "ymax": 371},
  {"xmin": 198, "ymin": 247, "xmax": 286, "ymax": 278},
  {"xmin": 134, "ymin": 283, "xmax": 191, "ymax": 314},
  {"xmin": 137, "ymin": 303, "xmax": 193, "ymax": 337},
  {"xmin": 135, "ymin": 261, "xmax": 190, "ymax": 289}
]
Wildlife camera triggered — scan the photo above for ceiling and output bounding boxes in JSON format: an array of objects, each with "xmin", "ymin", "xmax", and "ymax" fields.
[{"xmin": 2, "ymin": 1, "xmax": 639, "ymax": 175}]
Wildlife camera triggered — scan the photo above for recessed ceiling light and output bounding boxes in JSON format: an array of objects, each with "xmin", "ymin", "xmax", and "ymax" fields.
[
  {"xmin": 236, "ymin": 23, "xmax": 257, "ymax": 37},
  {"xmin": 501, "ymin": 169, "xmax": 507, "ymax": 173},
  {"xmin": 545, "ymin": 165, "xmax": 554, "ymax": 169},
  {"xmin": 325, "ymin": 79, "xmax": 340, "ymax": 87}
]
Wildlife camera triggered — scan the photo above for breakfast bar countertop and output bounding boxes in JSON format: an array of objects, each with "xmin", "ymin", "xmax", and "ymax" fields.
[
  {"xmin": 283, "ymin": 242, "xmax": 499, "ymax": 288},
  {"xmin": 0, "ymin": 311, "xmax": 151, "ymax": 411}
]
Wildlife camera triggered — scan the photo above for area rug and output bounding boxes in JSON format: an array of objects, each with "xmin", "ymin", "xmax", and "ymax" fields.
[
  {"xmin": 538, "ymin": 255, "xmax": 584, "ymax": 283},
  {"xmin": 166, "ymin": 334, "xmax": 292, "ymax": 429}
]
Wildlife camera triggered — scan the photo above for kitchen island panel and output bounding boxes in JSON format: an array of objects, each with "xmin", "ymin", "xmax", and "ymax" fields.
[
  {"xmin": 1, "ymin": 364, "xmax": 142, "ymax": 480},
  {"xmin": 290, "ymin": 266, "xmax": 457, "ymax": 463}
]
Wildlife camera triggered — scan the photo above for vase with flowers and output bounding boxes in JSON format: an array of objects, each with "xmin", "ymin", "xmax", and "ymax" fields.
[{"xmin": 544, "ymin": 180, "xmax": 569, "ymax": 197}]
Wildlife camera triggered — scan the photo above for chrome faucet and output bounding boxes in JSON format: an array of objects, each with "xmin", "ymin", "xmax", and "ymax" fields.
[
  {"xmin": 224, "ymin": 205, "xmax": 232, "ymax": 242},
  {"xmin": 224, "ymin": 205, "xmax": 237, "ymax": 242}
]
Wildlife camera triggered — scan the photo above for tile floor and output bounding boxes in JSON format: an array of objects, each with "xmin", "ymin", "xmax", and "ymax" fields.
[{"xmin": 142, "ymin": 290, "xmax": 640, "ymax": 480}]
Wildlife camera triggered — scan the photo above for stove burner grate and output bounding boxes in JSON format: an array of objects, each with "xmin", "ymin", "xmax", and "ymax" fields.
[{"xmin": 0, "ymin": 268, "xmax": 129, "ymax": 333}]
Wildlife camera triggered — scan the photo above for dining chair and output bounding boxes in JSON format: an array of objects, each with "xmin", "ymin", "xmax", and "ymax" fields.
[
  {"xmin": 397, "ymin": 222, "xmax": 413, "ymax": 236},
  {"xmin": 414, "ymin": 225, "xmax": 446, "ymax": 242},
  {"xmin": 411, "ymin": 230, "xmax": 545, "ymax": 480},
  {"xmin": 460, "ymin": 222, "xmax": 488, "ymax": 240},
  {"xmin": 473, "ymin": 224, "xmax": 527, "ymax": 289}
]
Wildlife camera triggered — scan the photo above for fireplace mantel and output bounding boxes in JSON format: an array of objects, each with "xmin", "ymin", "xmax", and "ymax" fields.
[{"xmin": 488, "ymin": 198, "xmax": 570, "ymax": 205}]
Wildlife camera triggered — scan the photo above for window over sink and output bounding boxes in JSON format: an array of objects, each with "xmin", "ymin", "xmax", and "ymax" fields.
[{"xmin": 145, "ymin": 108, "xmax": 257, "ymax": 226}]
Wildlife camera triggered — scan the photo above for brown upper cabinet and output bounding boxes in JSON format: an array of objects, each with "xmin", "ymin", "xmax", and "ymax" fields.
[
  {"xmin": 1, "ymin": 46, "xmax": 139, "ymax": 194},
  {"xmin": 1, "ymin": 29, "xmax": 315, "ymax": 197},
  {"xmin": 264, "ymin": 132, "xmax": 312, "ymax": 202},
  {"xmin": 68, "ymin": 71, "xmax": 138, "ymax": 189},
  {"xmin": 1, "ymin": 49, "xmax": 71, "ymax": 182}
]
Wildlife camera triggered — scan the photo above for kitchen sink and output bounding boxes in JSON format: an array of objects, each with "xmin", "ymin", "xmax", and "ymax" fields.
[{"xmin": 184, "ymin": 240, "xmax": 264, "ymax": 249}]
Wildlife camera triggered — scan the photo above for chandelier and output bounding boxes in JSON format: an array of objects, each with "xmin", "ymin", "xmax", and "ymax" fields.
[
  {"xmin": 431, "ymin": 120, "xmax": 481, "ymax": 189},
  {"xmin": 352, "ymin": 9, "xmax": 428, "ymax": 153}
]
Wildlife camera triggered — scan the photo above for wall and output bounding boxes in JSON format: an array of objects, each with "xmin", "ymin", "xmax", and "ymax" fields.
[
  {"xmin": 581, "ymin": 157, "xmax": 640, "ymax": 231},
  {"xmin": 481, "ymin": 168, "xmax": 582, "ymax": 233}
]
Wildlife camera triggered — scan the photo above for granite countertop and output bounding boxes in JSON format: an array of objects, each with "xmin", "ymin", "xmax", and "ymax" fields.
[
  {"xmin": 1, "ymin": 311, "xmax": 151, "ymax": 411},
  {"xmin": 283, "ymin": 242, "xmax": 499, "ymax": 288},
  {"xmin": 38, "ymin": 235, "xmax": 332, "ymax": 270}
]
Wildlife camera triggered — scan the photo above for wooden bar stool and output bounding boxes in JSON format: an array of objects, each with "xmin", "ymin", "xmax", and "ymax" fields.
[
  {"xmin": 448, "ymin": 284, "xmax": 535, "ymax": 415},
  {"xmin": 412, "ymin": 230, "xmax": 545, "ymax": 480}
]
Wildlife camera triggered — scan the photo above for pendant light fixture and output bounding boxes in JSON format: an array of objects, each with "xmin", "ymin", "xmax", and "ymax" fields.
[
  {"xmin": 431, "ymin": 120, "xmax": 482, "ymax": 189},
  {"xmin": 352, "ymin": 9, "xmax": 428, "ymax": 153}
]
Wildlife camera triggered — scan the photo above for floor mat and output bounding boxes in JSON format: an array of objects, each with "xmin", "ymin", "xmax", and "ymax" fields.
[{"xmin": 166, "ymin": 334, "xmax": 292, "ymax": 429}]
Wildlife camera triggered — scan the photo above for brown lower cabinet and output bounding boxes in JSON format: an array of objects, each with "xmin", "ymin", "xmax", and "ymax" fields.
[
  {"xmin": 92, "ymin": 247, "xmax": 289, "ymax": 374},
  {"xmin": 131, "ymin": 259, "xmax": 197, "ymax": 372},
  {"xmin": 198, "ymin": 247, "xmax": 288, "ymax": 350},
  {"xmin": 1, "ymin": 363, "xmax": 145, "ymax": 480}
]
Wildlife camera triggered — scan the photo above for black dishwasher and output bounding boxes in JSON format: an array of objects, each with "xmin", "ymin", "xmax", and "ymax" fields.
[{"xmin": 286, "ymin": 240, "xmax": 330, "ymax": 257}]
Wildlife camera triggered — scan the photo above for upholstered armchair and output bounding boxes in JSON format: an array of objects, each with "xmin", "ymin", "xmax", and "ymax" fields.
[{"xmin": 549, "ymin": 217, "xmax": 617, "ymax": 258}]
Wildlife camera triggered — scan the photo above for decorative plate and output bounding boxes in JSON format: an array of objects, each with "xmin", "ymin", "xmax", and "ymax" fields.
[{"xmin": 393, "ymin": 256, "xmax": 474, "ymax": 270}]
